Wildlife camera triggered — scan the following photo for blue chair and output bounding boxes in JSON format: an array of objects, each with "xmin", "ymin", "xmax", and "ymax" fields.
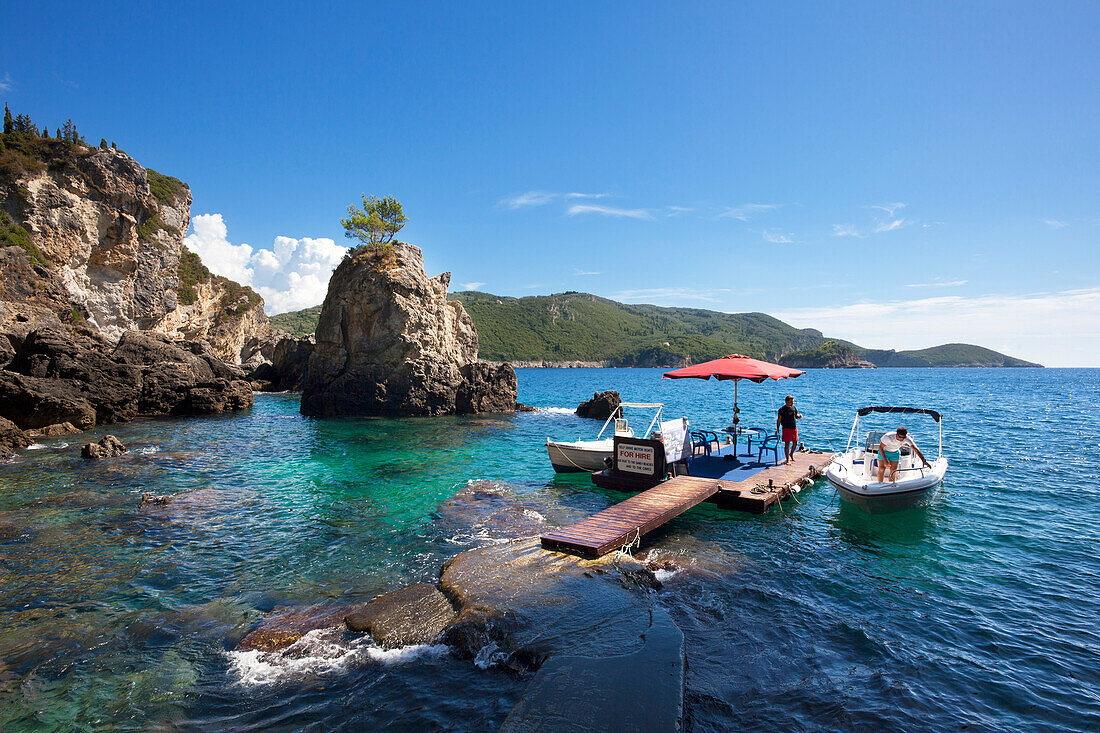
[
  {"xmin": 691, "ymin": 430, "xmax": 721, "ymax": 456},
  {"xmin": 757, "ymin": 432, "xmax": 780, "ymax": 465},
  {"xmin": 746, "ymin": 426, "xmax": 774, "ymax": 453}
]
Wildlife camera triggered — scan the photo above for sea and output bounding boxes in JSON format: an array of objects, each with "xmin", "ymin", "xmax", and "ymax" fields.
[{"xmin": 0, "ymin": 367, "xmax": 1097, "ymax": 731}]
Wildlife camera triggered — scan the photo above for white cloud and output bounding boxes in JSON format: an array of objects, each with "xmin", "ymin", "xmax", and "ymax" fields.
[
  {"xmin": 1043, "ymin": 219, "xmax": 1068, "ymax": 229},
  {"xmin": 763, "ymin": 230, "xmax": 794, "ymax": 244},
  {"xmin": 0, "ymin": 73, "xmax": 12, "ymax": 92},
  {"xmin": 460, "ymin": 282, "xmax": 485, "ymax": 290},
  {"xmin": 870, "ymin": 202, "xmax": 907, "ymax": 217},
  {"xmin": 573, "ymin": 269, "xmax": 601, "ymax": 276},
  {"xmin": 184, "ymin": 214, "xmax": 255, "ymax": 284},
  {"xmin": 501, "ymin": 191, "xmax": 557, "ymax": 209},
  {"xmin": 717, "ymin": 203, "xmax": 779, "ymax": 221},
  {"xmin": 566, "ymin": 204, "xmax": 653, "ymax": 220},
  {"xmin": 905, "ymin": 279, "xmax": 967, "ymax": 288},
  {"xmin": 184, "ymin": 214, "xmax": 349, "ymax": 315},
  {"xmin": 874, "ymin": 218, "xmax": 909, "ymax": 233},
  {"xmin": 665, "ymin": 206, "xmax": 694, "ymax": 216},
  {"xmin": 773, "ymin": 287, "xmax": 1100, "ymax": 367},
  {"xmin": 831, "ymin": 223, "xmax": 864, "ymax": 238},
  {"xmin": 614, "ymin": 287, "xmax": 731, "ymax": 304},
  {"xmin": 501, "ymin": 191, "xmax": 606, "ymax": 209}
]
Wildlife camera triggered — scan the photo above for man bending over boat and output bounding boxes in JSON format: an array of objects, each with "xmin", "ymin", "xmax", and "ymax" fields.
[
  {"xmin": 877, "ymin": 427, "xmax": 931, "ymax": 482},
  {"xmin": 776, "ymin": 395, "xmax": 802, "ymax": 465}
]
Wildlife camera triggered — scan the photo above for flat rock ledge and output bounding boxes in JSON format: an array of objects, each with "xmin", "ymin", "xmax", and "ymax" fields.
[{"xmin": 345, "ymin": 583, "xmax": 456, "ymax": 648}]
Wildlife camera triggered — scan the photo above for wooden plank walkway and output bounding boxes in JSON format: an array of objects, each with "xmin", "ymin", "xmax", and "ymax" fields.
[
  {"xmin": 712, "ymin": 451, "xmax": 833, "ymax": 513},
  {"xmin": 541, "ymin": 451, "xmax": 834, "ymax": 558},
  {"xmin": 540, "ymin": 476, "xmax": 722, "ymax": 558}
]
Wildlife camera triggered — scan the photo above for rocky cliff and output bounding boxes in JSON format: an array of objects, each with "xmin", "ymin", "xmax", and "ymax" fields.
[
  {"xmin": 300, "ymin": 243, "xmax": 517, "ymax": 417},
  {"xmin": 780, "ymin": 341, "xmax": 876, "ymax": 369},
  {"xmin": 0, "ymin": 132, "xmax": 265, "ymax": 454},
  {"xmin": 0, "ymin": 134, "xmax": 270, "ymax": 364}
]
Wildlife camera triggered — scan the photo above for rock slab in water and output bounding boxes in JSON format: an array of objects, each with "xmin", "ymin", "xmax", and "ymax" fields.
[
  {"xmin": 300, "ymin": 243, "xmax": 517, "ymax": 417},
  {"xmin": 81, "ymin": 435, "xmax": 127, "ymax": 460},
  {"xmin": 576, "ymin": 390, "xmax": 621, "ymax": 420},
  {"xmin": 344, "ymin": 583, "xmax": 456, "ymax": 648},
  {"xmin": 26, "ymin": 422, "xmax": 81, "ymax": 437},
  {"xmin": 236, "ymin": 605, "xmax": 359, "ymax": 653},
  {"xmin": 500, "ymin": 607, "xmax": 685, "ymax": 733}
]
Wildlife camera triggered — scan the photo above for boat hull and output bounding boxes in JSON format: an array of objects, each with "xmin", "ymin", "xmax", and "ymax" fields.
[
  {"xmin": 827, "ymin": 455, "xmax": 948, "ymax": 513},
  {"xmin": 546, "ymin": 440, "xmax": 613, "ymax": 473}
]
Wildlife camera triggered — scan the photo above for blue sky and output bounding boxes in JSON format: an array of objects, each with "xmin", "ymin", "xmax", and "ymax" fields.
[{"xmin": 4, "ymin": 2, "xmax": 1098, "ymax": 365}]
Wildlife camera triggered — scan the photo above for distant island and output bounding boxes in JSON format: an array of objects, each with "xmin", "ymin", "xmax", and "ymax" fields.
[{"xmin": 271, "ymin": 291, "xmax": 1041, "ymax": 368}]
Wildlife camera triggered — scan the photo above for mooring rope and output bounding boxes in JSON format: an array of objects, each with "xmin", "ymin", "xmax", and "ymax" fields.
[{"xmin": 617, "ymin": 528, "xmax": 641, "ymax": 559}]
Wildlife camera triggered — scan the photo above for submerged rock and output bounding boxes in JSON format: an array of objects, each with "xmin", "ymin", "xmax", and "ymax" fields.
[
  {"xmin": 439, "ymin": 537, "xmax": 659, "ymax": 670},
  {"xmin": 344, "ymin": 583, "xmax": 456, "ymax": 648},
  {"xmin": 236, "ymin": 605, "xmax": 359, "ymax": 653},
  {"xmin": 576, "ymin": 390, "xmax": 621, "ymax": 420},
  {"xmin": 81, "ymin": 434, "xmax": 128, "ymax": 460},
  {"xmin": 300, "ymin": 243, "xmax": 517, "ymax": 417}
]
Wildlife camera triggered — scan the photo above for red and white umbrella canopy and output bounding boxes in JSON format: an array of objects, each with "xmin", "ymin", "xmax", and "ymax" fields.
[{"xmin": 663, "ymin": 354, "xmax": 804, "ymax": 382}]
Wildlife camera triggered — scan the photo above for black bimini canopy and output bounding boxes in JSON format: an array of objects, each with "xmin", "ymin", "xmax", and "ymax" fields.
[{"xmin": 857, "ymin": 406, "xmax": 941, "ymax": 422}]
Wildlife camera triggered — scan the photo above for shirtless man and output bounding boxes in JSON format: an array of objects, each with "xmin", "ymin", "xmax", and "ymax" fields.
[
  {"xmin": 775, "ymin": 395, "xmax": 802, "ymax": 465},
  {"xmin": 877, "ymin": 427, "xmax": 931, "ymax": 482}
]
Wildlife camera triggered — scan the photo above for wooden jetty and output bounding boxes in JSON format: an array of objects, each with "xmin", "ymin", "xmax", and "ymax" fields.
[{"xmin": 541, "ymin": 451, "xmax": 833, "ymax": 558}]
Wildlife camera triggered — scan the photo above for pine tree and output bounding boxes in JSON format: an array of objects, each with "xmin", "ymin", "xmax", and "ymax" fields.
[
  {"xmin": 14, "ymin": 113, "xmax": 35, "ymax": 134},
  {"xmin": 56, "ymin": 128, "xmax": 62, "ymax": 140},
  {"xmin": 111, "ymin": 141, "xmax": 117, "ymax": 149},
  {"xmin": 99, "ymin": 138, "xmax": 107, "ymax": 149},
  {"xmin": 61, "ymin": 119, "xmax": 75, "ymax": 143},
  {"xmin": 3, "ymin": 104, "xmax": 12, "ymax": 135},
  {"xmin": 43, "ymin": 126, "xmax": 49, "ymax": 137}
]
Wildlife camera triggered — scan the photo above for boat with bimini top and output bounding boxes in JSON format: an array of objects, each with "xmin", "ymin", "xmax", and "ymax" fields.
[
  {"xmin": 826, "ymin": 406, "xmax": 948, "ymax": 512},
  {"xmin": 546, "ymin": 402, "xmax": 667, "ymax": 473}
]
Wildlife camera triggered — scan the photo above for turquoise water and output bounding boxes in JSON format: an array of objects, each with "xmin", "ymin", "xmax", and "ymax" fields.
[{"xmin": 1, "ymin": 368, "xmax": 1098, "ymax": 730}]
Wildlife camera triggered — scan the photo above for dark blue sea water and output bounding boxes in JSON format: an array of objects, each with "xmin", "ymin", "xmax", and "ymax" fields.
[{"xmin": 1, "ymin": 368, "xmax": 1098, "ymax": 731}]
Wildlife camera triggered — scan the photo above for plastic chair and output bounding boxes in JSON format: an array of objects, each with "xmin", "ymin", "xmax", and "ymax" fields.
[
  {"xmin": 757, "ymin": 432, "xmax": 780, "ymax": 465},
  {"xmin": 747, "ymin": 426, "xmax": 774, "ymax": 453},
  {"xmin": 690, "ymin": 431, "xmax": 711, "ymax": 457}
]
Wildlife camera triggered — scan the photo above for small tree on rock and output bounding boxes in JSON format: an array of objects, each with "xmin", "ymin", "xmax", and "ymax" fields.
[
  {"xmin": 341, "ymin": 195, "xmax": 407, "ymax": 248},
  {"xmin": 100, "ymin": 138, "xmax": 108, "ymax": 149},
  {"xmin": 3, "ymin": 104, "xmax": 12, "ymax": 134}
]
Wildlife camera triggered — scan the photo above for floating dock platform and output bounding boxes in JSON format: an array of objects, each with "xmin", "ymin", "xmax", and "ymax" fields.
[{"xmin": 541, "ymin": 450, "xmax": 833, "ymax": 558}]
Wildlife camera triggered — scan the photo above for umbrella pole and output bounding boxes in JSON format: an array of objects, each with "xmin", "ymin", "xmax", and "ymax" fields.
[{"xmin": 733, "ymin": 378, "xmax": 740, "ymax": 465}]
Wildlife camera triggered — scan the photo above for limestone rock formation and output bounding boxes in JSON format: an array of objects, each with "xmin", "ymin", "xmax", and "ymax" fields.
[
  {"xmin": 0, "ymin": 136, "xmax": 270, "ymax": 365},
  {"xmin": 576, "ymin": 390, "xmax": 621, "ymax": 419},
  {"xmin": 244, "ymin": 334, "xmax": 314, "ymax": 391},
  {"xmin": 300, "ymin": 243, "xmax": 517, "ymax": 416},
  {"xmin": 80, "ymin": 434, "xmax": 128, "ymax": 460}
]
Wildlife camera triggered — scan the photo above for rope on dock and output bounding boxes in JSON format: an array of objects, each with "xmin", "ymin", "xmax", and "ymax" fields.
[{"xmin": 616, "ymin": 528, "xmax": 641, "ymax": 559}]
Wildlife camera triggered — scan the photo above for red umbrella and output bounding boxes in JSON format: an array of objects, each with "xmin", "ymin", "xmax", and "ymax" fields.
[{"xmin": 664, "ymin": 354, "xmax": 804, "ymax": 462}]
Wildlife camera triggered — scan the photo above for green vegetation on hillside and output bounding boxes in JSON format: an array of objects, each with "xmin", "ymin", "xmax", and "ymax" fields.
[
  {"xmin": 147, "ymin": 169, "xmax": 187, "ymax": 205},
  {"xmin": 270, "ymin": 290, "xmax": 1040, "ymax": 367},
  {"xmin": 270, "ymin": 304, "xmax": 323, "ymax": 336},
  {"xmin": 175, "ymin": 249, "xmax": 212, "ymax": 305},
  {"xmin": 0, "ymin": 210, "xmax": 46, "ymax": 265},
  {"xmin": 898, "ymin": 343, "xmax": 1038, "ymax": 367}
]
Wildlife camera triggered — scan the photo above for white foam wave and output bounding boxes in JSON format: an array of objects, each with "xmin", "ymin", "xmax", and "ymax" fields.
[
  {"xmin": 537, "ymin": 407, "xmax": 576, "ymax": 415},
  {"xmin": 653, "ymin": 567, "xmax": 683, "ymax": 583},
  {"xmin": 227, "ymin": 628, "xmax": 449, "ymax": 686},
  {"xmin": 26, "ymin": 443, "xmax": 46, "ymax": 450},
  {"xmin": 522, "ymin": 508, "xmax": 546, "ymax": 522},
  {"xmin": 473, "ymin": 642, "xmax": 509, "ymax": 669},
  {"xmin": 137, "ymin": 446, "xmax": 160, "ymax": 455}
]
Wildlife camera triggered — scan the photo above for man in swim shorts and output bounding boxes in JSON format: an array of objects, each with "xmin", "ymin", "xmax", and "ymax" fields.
[
  {"xmin": 776, "ymin": 395, "xmax": 802, "ymax": 464},
  {"xmin": 877, "ymin": 427, "xmax": 931, "ymax": 482}
]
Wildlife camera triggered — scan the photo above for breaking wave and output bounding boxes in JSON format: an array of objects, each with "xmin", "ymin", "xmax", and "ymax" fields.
[{"xmin": 227, "ymin": 628, "xmax": 450, "ymax": 686}]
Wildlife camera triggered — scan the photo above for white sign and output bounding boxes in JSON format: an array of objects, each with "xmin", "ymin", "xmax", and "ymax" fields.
[{"xmin": 617, "ymin": 443, "xmax": 656, "ymax": 475}]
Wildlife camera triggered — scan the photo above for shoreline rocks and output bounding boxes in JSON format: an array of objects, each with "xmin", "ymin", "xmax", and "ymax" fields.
[
  {"xmin": 576, "ymin": 390, "xmax": 621, "ymax": 420},
  {"xmin": 300, "ymin": 243, "xmax": 517, "ymax": 417},
  {"xmin": 81, "ymin": 435, "xmax": 127, "ymax": 460}
]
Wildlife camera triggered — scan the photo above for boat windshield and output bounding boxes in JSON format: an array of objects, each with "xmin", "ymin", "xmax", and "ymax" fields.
[{"xmin": 596, "ymin": 403, "xmax": 664, "ymax": 441}]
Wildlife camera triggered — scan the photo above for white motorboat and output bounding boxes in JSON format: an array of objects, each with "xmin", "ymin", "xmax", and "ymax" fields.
[
  {"xmin": 546, "ymin": 402, "xmax": 666, "ymax": 473},
  {"xmin": 826, "ymin": 406, "xmax": 948, "ymax": 512}
]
